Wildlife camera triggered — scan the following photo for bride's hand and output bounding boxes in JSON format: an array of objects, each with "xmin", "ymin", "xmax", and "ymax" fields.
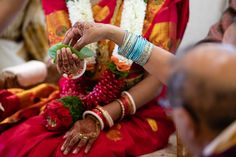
[
  {"xmin": 56, "ymin": 48, "xmax": 80, "ymax": 76},
  {"xmin": 63, "ymin": 22, "xmax": 108, "ymax": 50},
  {"xmin": 61, "ymin": 116, "xmax": 100, "ymax": 155}
]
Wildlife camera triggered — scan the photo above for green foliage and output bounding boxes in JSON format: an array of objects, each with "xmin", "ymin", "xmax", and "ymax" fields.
[
  {"xmin": 48, "ymin": 42, "xmax": 94, "ymax": 63},
  {"xmin": 107, "ymin": 62, "xmax": 129, "ymax": 79},
  {"xmin": 59, "ymin": 96, "xmax": 85, "ymax": 123}
]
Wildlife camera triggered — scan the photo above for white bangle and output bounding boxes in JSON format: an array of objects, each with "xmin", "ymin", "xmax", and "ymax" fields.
[
  {"xmin": 122, "ymin": 91, "xmax": 136, "ymax": 114},
  {"xmin": 96, "ymin": 106, "xmax": 114, "ymax": 128},
  {"xmin": 83, "ymin": 110, "xmax": 104, "ymax": 130}
]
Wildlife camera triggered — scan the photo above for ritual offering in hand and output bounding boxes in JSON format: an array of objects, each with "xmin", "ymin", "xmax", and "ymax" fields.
[
  {"xmin": 48, "ymin": 43, "xmax": 94, "ymax": 79},
  {"xmin": 42, "ymin": 96, "xmax": 85, "ymax": 131}
]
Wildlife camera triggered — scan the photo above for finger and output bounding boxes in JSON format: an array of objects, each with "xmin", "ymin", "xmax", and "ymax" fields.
[
  {"xmin": 63, "ymin": 28, "xmax": 77, "ymax": 45},
  {"xmin": 61, "ymin": 133, "xmax": 73, "ymax": 152},
  {"xmin": 72, "ymin": 54, "xmax": 80, "ymax": 68},
  {"xmin": 66, "ymin": 48, "xmax": 73, "ymax": 63},
  {"xmin": 72, "ymin": 138, "xmax": 88, "ymax": 154},
  {"xmin": 61, "ymin": 48, "xmax": 70, "ymax": 74},
  {"xmin": 63, "ymin": 28, "xmax": 73, "ymax": 44},
  {"xmin": 84, "ymin": 138, "xmax": 96, "ymax": 154},
  {"xmin": 63, "ymin": 131, "xmax": 71, "ymax": 139},
  {"xmin": 72, "ymin": 21, "xmax": 80, "ymax": 28},
  {"xmin": 73, "ymin": 38, "xmax": 87, "ymax": 50},
  {"xmin": 66, "ymin": 48, "xmax": 76, "ymax": 74},
  {"xmin": 70, "ymin": 27, "xmax": 82, "ymax": 46},
  {"xmin": 63, "ymin": 135, "xmax": 80, "ymax": 155},
  {"xmin": 56, "ymin": 50, "xmax": 63, "ymax": 74}
]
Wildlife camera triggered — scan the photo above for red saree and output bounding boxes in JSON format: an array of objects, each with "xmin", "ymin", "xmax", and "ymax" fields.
[{"xmin": 0, "ymin": 0, "xmax": 189, "ymax": 156}]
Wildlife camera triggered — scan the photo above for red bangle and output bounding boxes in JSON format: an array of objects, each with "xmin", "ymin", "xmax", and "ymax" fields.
[
  {"xmin": 91, "ymin": 108, "xmax": 109, "ymax": 128},
  {"xmin": 120, "ymin": 96, "xmax": 131, "ymax": 116}
]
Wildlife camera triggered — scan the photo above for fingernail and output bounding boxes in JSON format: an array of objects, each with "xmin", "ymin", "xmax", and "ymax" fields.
[
  {"xmin": 61, "ymin": 146, "xmax": 64, "ymax": 151},
  {"xmin": 84, "ymin": 149, "xmax": 88, "ymax": 154},
  {"xmin": 72, "ymin": 149, "xmax": 78, "ymax": 154},
  {"xmin": 63, "ymin": 135, "xmax": 67, "ymax": 139},
  {"xmin": 64, "ymin": 150, "xmax": 68, "ymax": 155},
  {"xmin": 63, "ymin": 73, "xmax": 68, "ymax": 78},
  {"xmin": 72, "ymin": 54, "xmax": 78, "ymax": 59}
]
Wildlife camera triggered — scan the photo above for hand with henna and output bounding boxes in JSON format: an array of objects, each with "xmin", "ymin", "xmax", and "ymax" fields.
[
  {"xmin": 56, "ymin": 22, "xmax": 107, "ymax": 77},
  {"xmin": 61, "ymin": 116, "xmax": 101, "ymax": 155},
  {"xmin": 56, "ymin": 48, "xmax": 81, "ymax": 77},
  {"xmin": 63, "ymin": 22, "xmax": 108, "ymax": 50}
]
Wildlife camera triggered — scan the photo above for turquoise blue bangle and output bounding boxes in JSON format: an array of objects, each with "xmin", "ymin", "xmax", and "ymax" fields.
[
  {"xmin": 127, "ymin": 35, "xmax": 142, "ymax": 59},
  {"xmin": 131, "ymin": 37, "xmax": 146, "ymax": 61},
  {"xmin": 118, "ymin": 31, "xmax": 153, "ymax": 66}
]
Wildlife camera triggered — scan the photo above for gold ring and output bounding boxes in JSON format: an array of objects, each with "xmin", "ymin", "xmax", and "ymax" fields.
[
  {"xmin": 78, "ymin": 133, "xmax": 84, "ymax": 138},
  {"xmin": 81, "ymin": 136, "xmax": 89, "ymax": 140}
]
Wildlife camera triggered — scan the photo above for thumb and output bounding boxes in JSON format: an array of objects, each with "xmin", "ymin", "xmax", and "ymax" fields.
[{"xmin": 73, "ymin": 37, "xmax": 87, "ymax": 50}]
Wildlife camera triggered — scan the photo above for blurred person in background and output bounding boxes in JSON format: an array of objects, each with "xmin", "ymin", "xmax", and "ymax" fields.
[
  {"xmin": 207, "ymin": 7, "xmax": 236, "ymax": 42},
  {"xmin": 229, "ymin": 0, "xmax": 236, "ymax": 11},
  {"xmin": 0, "ymin": 0, "xmax": 48, "ymax": 70},
  {"xmin": 223, "ymin": 18, "xmax": 236, "ymax": 46}
]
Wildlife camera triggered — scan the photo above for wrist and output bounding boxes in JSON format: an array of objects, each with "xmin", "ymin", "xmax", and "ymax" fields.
[
  {"xmin": 85, "ymin": 115, "xmax": 102, "ymax": 130},
  {"xmin": 104, "ymin": 24, "xmax": 125, "ymax": 46}
]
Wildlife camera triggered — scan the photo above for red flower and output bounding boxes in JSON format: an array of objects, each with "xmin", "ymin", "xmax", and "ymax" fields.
[{"xmin": 43, "ymin": 100, "xmax": 73, "ymax": 131}]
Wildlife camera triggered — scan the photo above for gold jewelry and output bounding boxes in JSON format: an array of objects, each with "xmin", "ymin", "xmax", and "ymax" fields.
[{"xmin": 81, "ymin": 136, "xmax": 89, "ymax": 140}]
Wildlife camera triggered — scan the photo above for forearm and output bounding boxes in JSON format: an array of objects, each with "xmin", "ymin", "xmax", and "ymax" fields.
[
  {"xmin": 103, "ymin": 74, "xmax": 162, "ymax": 121},
  {"xmin": 144, "ymin": 46, "xmax": 174, "ymax": 85},
  {"xmin": 0, "ymin": 0, "xmax": 29, "ymax": 33},
  {"xmin": 104, "ymin": 24, "xmax": 175, "ymax": 85},
  {"xmin": 104, "ymin": 24, "xmax": 126, "ymax": 47}
]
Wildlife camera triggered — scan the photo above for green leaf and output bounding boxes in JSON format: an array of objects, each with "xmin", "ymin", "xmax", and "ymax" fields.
[
  {"xmin": 72, "ymin": 47, "xmax": 94, "ymax": 59},
  {"xmin": 48, "ymin": 42, "xmax": 94, "ymax": 62},
  {"xmin": 59, "ymin": 96, "xmax": 85, "ymax": 123}
]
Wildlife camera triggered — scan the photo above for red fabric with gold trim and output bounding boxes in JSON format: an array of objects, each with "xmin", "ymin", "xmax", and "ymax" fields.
[
  {"xmin": 0, "ymin": 0, "xmax": 189, "ymax": 156},
  {"xmin": 93, "ymin": 0, "xmax": 117, "ymax": 23},
  {"xmin": 42, "ymin": 0, "xmax": 71, "ymax": 46}
]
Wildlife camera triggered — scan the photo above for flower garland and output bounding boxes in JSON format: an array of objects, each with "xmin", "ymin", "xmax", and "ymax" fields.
[
  {"xmin": 66, "ymin": 0, "xmax": 147, "ymax": 71},
  {"xmin": 66, "ymin": 0, "xmax": 97, "ymax": 65},
  {"xmin": 112, "ymin": 0, "xmax": 147, "ymax": 70}
]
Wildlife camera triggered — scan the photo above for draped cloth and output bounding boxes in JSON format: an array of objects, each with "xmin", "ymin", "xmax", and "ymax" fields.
[
  {"xmin": 0, "ymin": 0, "xmax": 189, "ymax": 156},
  {"xmin": 0, "ymin": 0, "xmax": 48, "ymax": 70}
]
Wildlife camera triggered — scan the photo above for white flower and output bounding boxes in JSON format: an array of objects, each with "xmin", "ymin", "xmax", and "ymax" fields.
[
  {"xmin": 67, "ymin": 0, "xmax": 147, "ymax": 66},
  {"xmin": 112, "ymin": 0, "xmax": 147, "ymax": 65},
  {"xmin": 67, "ymin": 0, "xmax": 97, "ymax": 64}
]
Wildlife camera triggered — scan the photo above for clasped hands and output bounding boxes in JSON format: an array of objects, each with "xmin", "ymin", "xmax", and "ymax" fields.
[{"xmin": 56, "ymin": 22, "xmax": 107, "ymax": 76}]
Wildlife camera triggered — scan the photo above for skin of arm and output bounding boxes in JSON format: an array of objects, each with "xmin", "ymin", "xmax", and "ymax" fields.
[
  {"xmin": 61, "ymin": 23, "xmax": 171, "ymax": 120},
  {"xmin": 104, "ymin": 24, "xmax": 175, "ymax": 85},
  {"xmin": 60, "ymin": 23, "xmax": 175, "ymax": 154},
  {"xmin": 104, "ymin": 74, "xmax": 163, "ymax": 121},
  {"xmin": 0, "ymin": 0, "xmax": 29, "ymax": 34}
]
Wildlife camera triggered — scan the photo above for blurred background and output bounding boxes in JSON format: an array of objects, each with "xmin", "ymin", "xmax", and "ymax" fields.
[{"xmin": 180, "ymin": 0, "xmax": 227, "ymax": 48}]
